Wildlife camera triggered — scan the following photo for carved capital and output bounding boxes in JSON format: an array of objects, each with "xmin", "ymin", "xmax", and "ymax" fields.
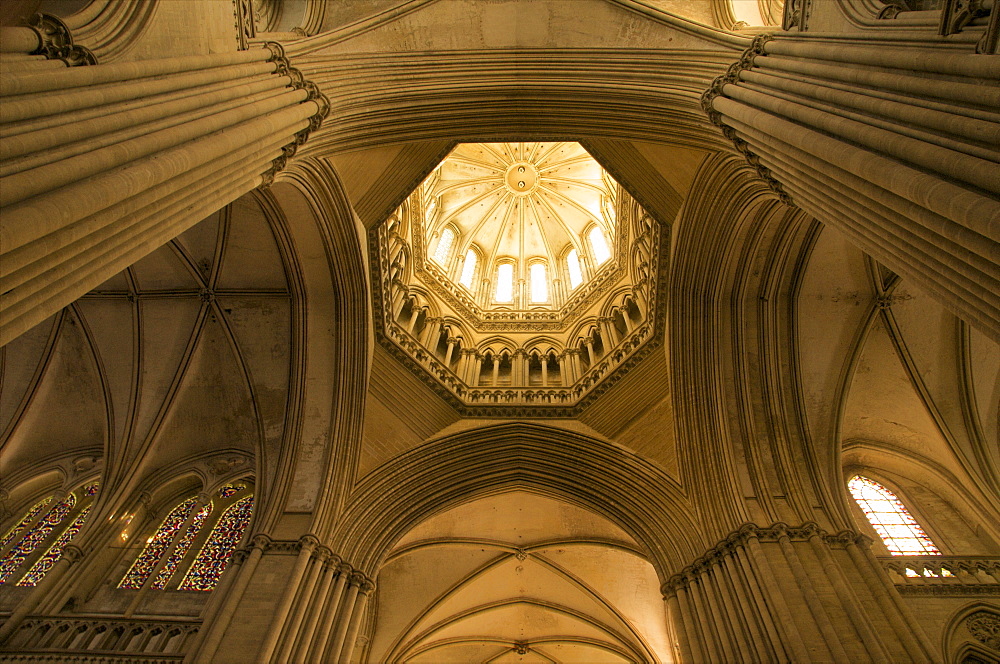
[
  {"xmin": 61, "ymin": 544, "xmax": 85, "ymax": 564},
  {"xmin": 298, "ymin": 534, "xmax": 320, "ymax": 552},
  {"xmin": 25, "ymin": 13, "xmax": 96, "ymax": 66}
]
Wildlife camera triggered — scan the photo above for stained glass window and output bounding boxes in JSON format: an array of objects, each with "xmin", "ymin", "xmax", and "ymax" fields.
[
  {"xmin": 17, "ymin": 505, "xmax": 91, "ymax": 587},
  {"xmin": 433, "ymin": 227, "xmax": 455, "ymax": 265},
  {"xmin": 218, "ymin": 484, "xmax": 245, "ymax": 499},
  {"xmin": 848, "ymin": 476, "xmax": 940, "ymax": 555},
  {"xmin": 150, "ymin": 503, "xmax": 211, "ymax": 589},
  {"xmin": 0, "ymin": 497, "xmax": 52, "ymax": 550},
  {"xmin": 589, "ymin": 227, "xmax": 611, "ymax": 266},
  {"xmin": 119, "ymin": 497, "xmax": 197, "ymax": 589},
  {"xmin": 529, "ymin": 263, "xmax": 548, "ymax": 303},
  {"xmin": 0, "ymin": 495, "xmax": 76, "ymax": 583},
  {"xmin": 180, "ymin": 495, "xmax": 254, "ymax": 591},
  {"xmin": 495, "ymin": 263, "xmax": 514, "ymax": 303},
  {"xmin": 566, "ymin": 249, "xmax": 583, "ymax": 290},
  {"xmin": 459, "ymin": 250, "xmax": 478, "ymax": 289}
]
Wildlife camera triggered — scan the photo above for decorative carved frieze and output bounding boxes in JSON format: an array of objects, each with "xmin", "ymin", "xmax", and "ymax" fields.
[{"xmin": 233, "ymin": 0, "xmax": 256, "ymax": 51}]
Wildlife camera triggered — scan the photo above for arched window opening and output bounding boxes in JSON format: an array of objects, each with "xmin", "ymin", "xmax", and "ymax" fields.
[
  {"xmin": 566, "ymin": 249, "xmax": 584, "ymax": 290},
  {"xmin": 731, "ymin": 0, "xmax": 765, "ymax": 24},
  {"xmin": 180, "ymin": 494, "xmax": 254, "ymax": 591},
  {"xmin": 459, "ymin": 249, "xmax": 478, "ymax": 290},
  {"xmin": 433, "ymin": 227, "xmax": 455, "ymax": 265},
  {"xmin": 848, "ymin": 476, "xmax": 940, "ymax": 555},
  {"xmin": 0, "ymin": 482, "xmax": 99, "ymax": 587},
  {"xmin": 529, "ymin": 262, "xmax": 548, "ymax": 303},
  {"xmin": 119, "ymin": 483, "xmax": 253, "ymax": 592},
  {"xmin": 495, "ymin": 262, "xmax": 514, "ymax": 303},
  {"xmin": 589, "ymin": 227, "xmax": 611, "ymax": 266}
]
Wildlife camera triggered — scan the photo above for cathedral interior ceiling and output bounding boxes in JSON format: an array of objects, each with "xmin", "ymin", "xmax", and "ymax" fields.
[
  {"xmin": 0, "ymin": 196, "xmax": 289, "ymax": 500},
  {"xmin": 369, "ymin": 491, "xmax": 670, "ymax": 663},
  {"xmin": 0, "ymin": 1, "xmax": 999, "ymax": 660}
]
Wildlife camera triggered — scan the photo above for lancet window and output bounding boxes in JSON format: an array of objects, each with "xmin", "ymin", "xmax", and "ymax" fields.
[
  {"xmin": 0, "ymin": 482, "xmax": 100, "ymax": 587},
  {"xmin": 459, "ymin": 248, "xmax": 478, "ymax": 290},
  {"xmin": 848, "ymin": 475, "xmax": 940, "ymax": 555},
  {"xmin": 495, "ymin": 262, "xmax": 515, "ymax": 303},
  {"xmin": 529, "ymin": 262, "xmax": 548, "ymax": 303},
  {"xmin": 589, "ymin": 226, "xmax": 611, "ymax": 266},
  {"xmin": 118, "ymin": 483, "xmax": 253, "ymax": 592},
  {"xmin": 566, "ymin": 248, "xmax": 584, "ymax": 290},
  {"xmin": 433, "ymin": 227, "xmax": 456, "ymax": 266}
]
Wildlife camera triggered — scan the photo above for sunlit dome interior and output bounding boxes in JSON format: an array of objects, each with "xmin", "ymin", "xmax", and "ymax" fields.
[
  {"xmin": 422, "ymin": 142, "xmax": 618, "ymax": 312},
  {"xmin": 374, "ymin": 141, "xmax": 664, "ymax": 414}
]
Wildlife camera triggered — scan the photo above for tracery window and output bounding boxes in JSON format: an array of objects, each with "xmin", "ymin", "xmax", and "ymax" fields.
[
  {"xmin": 119, "ymin": 483, "xmax": 253, "ymax": 592},
  {"xmin": 589, "ymin": 226, "xmax": 611, "ymax": 266},
  {"xmin": 433, "ymin": 227, "xmax": 456, "ymax": 265},
  {"xmin": 529, "ymin": 262, "xmax": 548, "ymax": 303},
  {"xmin": 848, "ymin": 476, "xmax": 940, "ymax": 555},
  {"xmin": 459, "ymin": 249, "xmax": 478, "ymax": 290},
  {"xmin": 495, "ymin": 262, "xmax": 514, "ymax": 303},
  {"xmin": 566, "ymin": 249, "xmax": 584, "ymax": 290},
  {"xmin": 0, "ymin": 482, "xmax": 100, "ymax": 587}
]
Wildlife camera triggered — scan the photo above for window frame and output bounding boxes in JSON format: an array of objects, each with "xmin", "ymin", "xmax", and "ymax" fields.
[
  {"xmin": 493, "ymin": 259, "xmax": 516, "ymax": 304},
  {"xmin": 117, "ymin": 482, "xmax": 254, "ymax": 593},
  {"xmin": 0, "ymin": 481, "xmax": 100, "ymax": 587},
  {"xmin": 847, "ymin": 474, "xmax": 943, "ymax": 556}
]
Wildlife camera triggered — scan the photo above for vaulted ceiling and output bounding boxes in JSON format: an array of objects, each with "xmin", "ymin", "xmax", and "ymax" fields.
[
  {"xmin": 0, "ymin": 195, "xmax": 291, "ymax": 499},
  {"xmin": 368, "ymin": 491, "xmax": 671, "ymax": 663}
]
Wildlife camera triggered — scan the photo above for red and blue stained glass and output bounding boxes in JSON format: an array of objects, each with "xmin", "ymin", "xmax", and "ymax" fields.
[
  {"xmin": 218, "ymin": 484, "xmax": 245, "ymax": 498},
  {"xmin": 180, "ymin": 495, "xmax": 253, "ymax": 591},
  {"xmin": 83, "ymin": 482, "xmax": 100, "ymax": 497},
  {"xmin": 150, "ymin": 503, "xmax": 212, "ymax": 589},
  {"xmin": 17, "ymin": 505, "xmax": 92, "ymax": 587},
  {"xmin": 0, "ymin": 495, "xmax": 76, "ymax": 583},
  {"xmin": 848, "ymin": 476, "xmax": 940, "ymax": 555},
  {"xmin": 118, "ymin": 497, "xmax": 196, "ymax": 589},
  {"xmin": 0, "ymin": 497, "xmax": 53, "ymax": 550}
]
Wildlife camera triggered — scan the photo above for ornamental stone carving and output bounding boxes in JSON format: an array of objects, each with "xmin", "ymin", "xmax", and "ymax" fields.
[{"xmin": 967, "ymin": 611, "xmax": 1000, "ymax": 649}]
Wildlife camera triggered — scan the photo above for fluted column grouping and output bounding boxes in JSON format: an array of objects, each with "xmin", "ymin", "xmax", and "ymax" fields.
[
  {"xmin": 0, "ymin": 42, "xmax": 329, "ymax": 345},
  {"xmin": 210, "ymin": 535, "xmax": 376, "ymax": 664},
  {"xmin": 661, "ymin": 523, "xmax": 939, "ymax": 663},
  {"xmin": 704, "ymin": 35, "xmax": 1000, "ymax": 344}
]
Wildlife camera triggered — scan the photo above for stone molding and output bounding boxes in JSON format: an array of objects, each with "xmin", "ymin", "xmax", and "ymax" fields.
[
  {"xmin": 701, "ymin": 35, "xmax": 793, "ymax": 206},
  {"xmin": 259, "ymin": 43, "xmax": 330, "ymax": 187},
  {"xmin": 967, "ymin": 610, "xmax": 1000, "ymax": 649},
  {"xmin": 660, "ymin": 522, "xmax": 866, "ymax": 596},
  {"xmin": 25, "ymin": 13, "xmax": 97, "ymax": 67}
]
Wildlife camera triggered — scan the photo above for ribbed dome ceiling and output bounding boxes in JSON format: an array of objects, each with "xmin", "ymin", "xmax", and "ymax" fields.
[{"xmin": 424, "ymin": 142, "xmax": 617, "ymax": 308}]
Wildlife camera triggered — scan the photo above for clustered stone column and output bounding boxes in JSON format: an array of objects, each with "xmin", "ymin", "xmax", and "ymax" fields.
[
  {"xmin": 212, "ymin": 535, "xmax": 376, "ymax": 664},
  {"xmin": 703, "ymin": 35, "xmax": 1000, "ymax": 344},
  {"xmin": 0, "ymin": 42, "xmax": 329, "ymax": 345},
  {"xmin": 661, "ymin": 523, "xmax": 939, "ymax": 663}
]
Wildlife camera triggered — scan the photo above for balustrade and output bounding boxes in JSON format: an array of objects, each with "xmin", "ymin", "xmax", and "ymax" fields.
[{"xmin": 880, "ymin": 556, "xmax": 1000, "ymax": 594}]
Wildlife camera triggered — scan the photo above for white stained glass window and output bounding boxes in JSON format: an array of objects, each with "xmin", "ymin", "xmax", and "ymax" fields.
[
  {"xmin": 589, "ymin": 227, "xmax": 611, "ymax": 266},
  {"xmin": 530, "ymin": 263, "xmax": 548, "ymax": 303},
  {"xmin": 848, "ymin": 476, "xmax": 940, "ymax": 555},
  {"xmin": 433, "ymin": 228, "xmax": 455, "ymax": 265},
  {"xmin": 495, "ymin": 263, "xmax": 514, "ymax": 303},
  {"xmin": 459, "ymin": 250, "xmax": 478, "ymax": 289},
  {"xmin": 566, "ymin": 249, "xmax": 583, "ymax": 289}
]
